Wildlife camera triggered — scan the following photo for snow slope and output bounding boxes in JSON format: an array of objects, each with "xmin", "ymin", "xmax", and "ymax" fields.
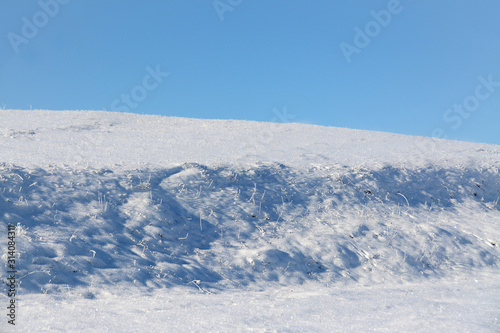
[{"xmin": 1, "ymin": 110, "xmax": 499, "ymax": 332}]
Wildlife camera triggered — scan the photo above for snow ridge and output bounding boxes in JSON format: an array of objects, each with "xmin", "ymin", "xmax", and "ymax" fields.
[
  {"xmin": 1, "ymin": 162, "xmax": 498, "ymax": 295},
  {"xmin": 0, "ymin": 110, "xmax": 499, "ymax": 331}
]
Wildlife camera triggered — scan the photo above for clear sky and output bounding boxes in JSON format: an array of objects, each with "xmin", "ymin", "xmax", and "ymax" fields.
[{"xmin": 1, "ymin": 1, "xmax": 499, "ymax": 145}]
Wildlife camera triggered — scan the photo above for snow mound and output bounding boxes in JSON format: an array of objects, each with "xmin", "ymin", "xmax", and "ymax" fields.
[
  {"xmin": 1, "ymin": 110, "xmax": 498, "ymax": 169},
  {"xmin": 1, "ymin": 110, "xmax": 499, "ymax": 294},
  {"xmin": 1, "ymin": 110, "xmax": 499, "ymax": 331},
  {"xmin": 1, "ymin": 161, "xmax": 498, "ymax": 294}
]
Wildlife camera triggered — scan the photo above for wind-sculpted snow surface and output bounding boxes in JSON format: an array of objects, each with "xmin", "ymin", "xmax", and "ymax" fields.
[
  {"xmin": 1, "ymin": 162, "xmax": 498, "ymax": 295},
  {"xmin": 0, "ymin": 110, "xmax": 499, "ymax": 331}
]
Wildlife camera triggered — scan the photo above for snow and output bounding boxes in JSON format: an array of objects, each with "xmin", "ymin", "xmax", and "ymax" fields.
[
  {"xmin": 1, "ymin": 110, "xmax": 497, "ymax": 169},
  {"xmin": 1, "ymin": 110, "xmax": 499, "ymax": 332}
]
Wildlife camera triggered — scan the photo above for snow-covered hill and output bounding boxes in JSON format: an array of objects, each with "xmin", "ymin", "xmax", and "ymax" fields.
[{"xmin": 1, "ymin": 110, "xmax": 499, "ymax": 332}]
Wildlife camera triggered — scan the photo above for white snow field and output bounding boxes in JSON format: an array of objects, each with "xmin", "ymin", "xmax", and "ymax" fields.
[{"xmin": 1, "ymin": 110, "xmax": 499, "ymax": 332}]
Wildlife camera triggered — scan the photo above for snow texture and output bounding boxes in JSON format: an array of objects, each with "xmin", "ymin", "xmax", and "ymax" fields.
[{"xmin": 0, "ymin": 110, "xmax": 499, "ymax": 332}]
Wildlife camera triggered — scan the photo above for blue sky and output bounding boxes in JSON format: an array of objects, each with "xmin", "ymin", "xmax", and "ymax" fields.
[{"xmin": 1, "ymin": 1, "xmax": 499, "ymax": 144}]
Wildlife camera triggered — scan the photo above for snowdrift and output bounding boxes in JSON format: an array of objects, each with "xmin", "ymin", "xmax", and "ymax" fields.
[{"xmin": 1, "ymin": 110, "xmax": 498, "ymax": 297}]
